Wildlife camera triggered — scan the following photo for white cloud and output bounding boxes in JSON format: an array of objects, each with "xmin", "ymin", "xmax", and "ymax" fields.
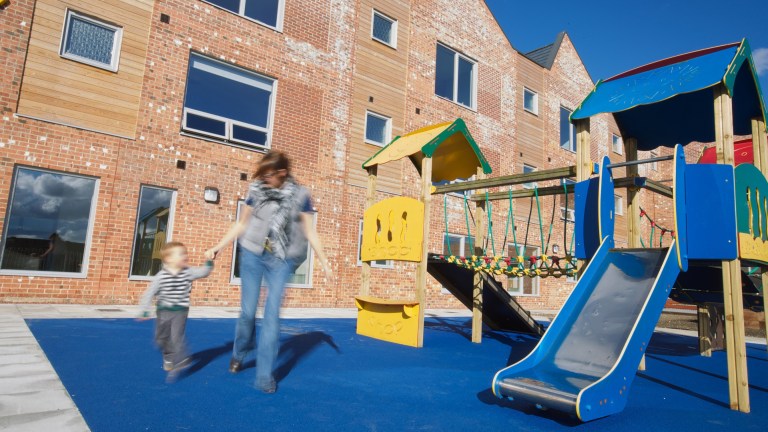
[{"xmin": 753, "ymin": 48, "xmax": 768, "ymax": 76}]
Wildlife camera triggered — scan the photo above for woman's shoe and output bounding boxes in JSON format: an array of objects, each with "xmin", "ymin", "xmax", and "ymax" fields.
[{"xmin": 229, "ymin": 358, "xmax": 242, "ymax": 373}]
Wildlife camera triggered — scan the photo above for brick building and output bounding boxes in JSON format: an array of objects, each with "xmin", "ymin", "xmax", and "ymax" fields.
[{"xmin": 0, "ymin": 0, "xmax": 651, "ymax": 312}]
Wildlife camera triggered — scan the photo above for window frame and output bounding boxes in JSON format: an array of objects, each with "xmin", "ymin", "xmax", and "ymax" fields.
[
  {"xmin": 128, "ymin": 185, "xmax": 177, "ymax": 281},
  {"xmin": 522, "ymin": 164, "xmax": 537, "ymax": 190},
  {"xmin": 614, "ymin": 194, "xmax": 624, "ymax": 216},
  {"xmin": 507, "ymin": 243, "xmax": 541, "ymax": 297},
  {"xmin": 523, "ymin": 88, "xmax": 538, "ymax": 115},
  {"xmin": 650, "ymin": 149, "xmax": 659, "ymax": 171},
  {"xmin": 59, "ymin": 9, "xmax": 123, "ymax": 72},
  {"xmin": 229, "ymin": 200, "xmax": 314, "ymax": 287},
  {"xmin": 202, "ymin": 0, "xmax": 286, "ymax": 31},
  {"xmin": 356, "ymin": 220, "xmax": 394, "ymax": 269},
  {"xmin": 182, "ymin": 52, "xmax": 277, "ymax": 151},
  {"xmin": 435, "ymin": 42, "xmax": 477, "ymax": 110},
  {"xmin": 560, "ymin": 179, "xmax": 576, "ymax": 222},
  {"xmin": 611, "ymin": 133, "xmax": 623, "ymax": 155},
  {"xmin": 371, "ymin": 9, "xmax": 397, "ymax": 48},
  {"xmin": 560, "ymin": 106, "xmax": 576, "ymax": 152},
  {"xmin": 0, "ymin": 166, "xmax": 99, "ymax": 278},
  {"xmin": 364, "ymin": 110, "xmax": 392, "ymax": 147}
]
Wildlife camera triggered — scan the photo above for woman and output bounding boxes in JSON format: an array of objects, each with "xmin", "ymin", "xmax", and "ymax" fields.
[{"xmin": 205, "ymin": 151, "xmax": 331, "ymax": 393}]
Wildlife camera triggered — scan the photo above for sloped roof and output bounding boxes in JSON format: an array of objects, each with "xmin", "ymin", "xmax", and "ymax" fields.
[
  {"xmin": 362, "ymin": 118, "xmax": 492, "ymax": 182},
  {"xmin": 523, "ymin": 32, "xmax": 565, "ymax": 69},
  {"xmin": 571, "ymin": 39, "xmax": 767, "ymax": 151}
]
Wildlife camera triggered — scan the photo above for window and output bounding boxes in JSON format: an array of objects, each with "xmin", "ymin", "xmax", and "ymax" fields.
[
  {"xmin": 435, "ymin": 43, "xmax": 477, "ymax": 109},
  {"xmin": 560, "ymin": 107, "xmax": 576, "ymax": 152},
  {"xmin": 364, "ymin": 111, "xmax": 391, "ymax": 146},
  {"xmin": 560, "ymin": 179, "xmax": 576, "ymax": 221},
  {"xmin": 614, "ymin": 194, "xmax": 624, "ymax": 216},
  {"xmin": 650, "ymin": 150, "xmax": 659, "ymax": 171},
  {"xmin": 183, "ymin": 53, "xmax": 276, "ymax": 150},
  {"xmin": 371, "ymin": 10, "xmax": 397, "ymax": 48},
  {"xmin": 231, "ymin": 201, "xmax": 313, "ymax": 286},
  {"xmin": 1, "ymin": 167, "xmax": 98, "ymax": 276},
  {"xmin": 507, "ymin": 244, "xmax": 540, "ymax": 296},
  {"xmin": 60, "ymin": 10, "xmax": 122, "ymax": 72},
  {"xmin": 129, "ymin": 186, "xmax": 176, "ymax": 278},
  {"xmin": 444, "ymin": 233, "xmax": 476, "ymax": 258},
  {"xmin": 357, "ymin": 221, "xmax": 393, "ymax": 268},
  {"xmin": 612, "ymin": 133, "xmax": 623, "ymax": 155},
  {"xmin": 523, "ymin": 88, "xmax": 538, "ymax": 115},
  {"xmin": 523, "ymin": 164, "xmax": 536, "ymax": 189},
  {"xmin": 204, "ymin": 0, "xmax": 285, "ymax": 30}
]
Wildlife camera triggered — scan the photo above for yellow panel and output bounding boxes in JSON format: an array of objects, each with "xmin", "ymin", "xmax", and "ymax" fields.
[
  {"xmin": 738, "ymin": 233, "xmax": 768, "ymax": 264},
  {"xmin": 355, "ymin": 296, "xmax": 421, "ymax": 347},
  {"xmin": 361, "ymin": 197, "xmax": 424, "ymax": 262}
]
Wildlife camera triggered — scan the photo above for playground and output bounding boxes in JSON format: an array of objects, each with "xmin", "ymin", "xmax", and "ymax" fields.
[{"xmin": 9, "ymin": 39, "xmax": 768, "ymax": 429}]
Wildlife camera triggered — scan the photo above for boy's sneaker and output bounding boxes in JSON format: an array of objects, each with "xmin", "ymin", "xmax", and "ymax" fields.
[
  {"xmin": 165, "ymin": 357, "xmax": 192, "ymax": 384},
  {"xmin": 163, "ymin": 361, "xmax": 174, "ymax": 371}
]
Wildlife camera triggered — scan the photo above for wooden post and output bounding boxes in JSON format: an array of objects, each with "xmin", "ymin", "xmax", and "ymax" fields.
[
  {"xmin": 472, "ymin": 167, "xmax": 487, "ymax": 343},
  {"xmin": 575, "ymin": 119, "xmax": 591, "ymax": 182},
  {"xmin": 750, "ymin": 118, "xmax": 768, "ymax": 350},
  {"xmin": 624, "ymin": 137, "xmax": 647, "ymax": 371},
  {"xmin": 714, "ymin": 84, "xmax": 750, "ymax": 412},
  {"xmin": 414, "ymin": 157, "xmax": 433, "ymax": 348},
  {"xmin": 360, "ymin": 166, "xmax": 378, "ymax": 296}
]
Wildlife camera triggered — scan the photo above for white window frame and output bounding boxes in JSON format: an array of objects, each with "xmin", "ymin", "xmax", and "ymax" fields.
[
  {"xmin": 560, "ymin": 106, "xmax": 576, "ymax": 152},
  {"xmin": 435, "ymin": 43, "xmax": 478, "ymax": 110},
  {"xmin": 128, "ymin": 185, "xmax": 177, "ymax": 281},
  {"xmin": 560, "ymin": 179, "xmax": 576, "ymax": 222},
  {"xmin": 507, "ymin": 244, "xmax": 540, "ymax": 297},
  {"xmin": 0, "ymin": 167, "xmax": 99, "ymax": 278},
  {"xmin": 523, "ymin": 88, "xmax": 538, "ymax": 115},
  {"xmin": 356, "ymin": 221, "xmax": 394, "ymax": 268},
  {"xmin": 202, "ymin": 0, "xmax": 286, "ymax": 31},
  {"xmin": 230, "ymin": 201, "xmax": 314, "ymax": 287},
  {"xmin": 59, "ymin": 9, "xmax": 123, "ymax": 72},
  {"xmin": 371, "ymin": 9, "xmax": 397, "ymax": 48},
  {"xmin": 364, "ymin": 110, "xmax": 392, "ymax": 147},
  {"xmin": 522, "ymin": 164, "xmax": 537, "ymax": 190},
  {"xmin": 614, "ymin": 194, "xmax": 624, "ymax": 216},
  {"xmin": 611, "ymin": 133, "xmax": 623, "ymax": 155},
  {"xmin": 650, "ymin": 150, "xmax": 659, "ymax": 171},
  {"xmin": 182, "ymin": 53, "xmax": 277, "ymax": 151}
]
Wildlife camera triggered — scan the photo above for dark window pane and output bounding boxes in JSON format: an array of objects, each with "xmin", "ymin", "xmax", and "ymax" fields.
[
  {"xmin": 457, "ymin": 57, "xmax": 474, "ymax": 107},
  {"xmin": 232, "ymin": 125, "xmax": 267, "ymax": 146},
  {"xmin": 206, "ymin": 0, "xmax": 240, "ymax": 14},
  {"xmin": 365, "ymin": 114, "xmax": 387, "ymax": 144},
  {"xmin": 184, "ymin": 55, "xmax": 273, "ymax": 137},
  {"xmin": 186, "ymin": 112, "xmax": 227, "ymax": 137},
  {"xmin": 1, "ymin": 168, "xmax": 96, "ymax": 273},
  {"xmin": 435, "ymin": 44, "xmax": 454, "ymax": 99},
  {"xmin": 131, "ymin": 187, "xmax": 174, "ymax": 277},
  {"xmin": 372, "ymin": 13, "xmax": 392, "ymax": 43},
  {"xmin": 244, "ymin": 0, "xmax": 280, "ymax": 27},
  {"xmin": 63, "ymin": 15, "xmax": 116, "ymax": 66},
  {"xmin": 560, "ymin": 107, "xmax": 572, "ymax": 150}
]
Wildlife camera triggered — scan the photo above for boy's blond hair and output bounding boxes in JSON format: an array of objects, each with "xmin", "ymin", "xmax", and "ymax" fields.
[{"xmin": 160, "ymin": 241, "xmax": 186, "ymax": 261}]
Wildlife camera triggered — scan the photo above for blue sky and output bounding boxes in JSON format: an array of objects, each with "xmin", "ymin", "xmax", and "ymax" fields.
[{"xmin": 485, "ymin": 0, "xmax": 768, "ymax": 95}]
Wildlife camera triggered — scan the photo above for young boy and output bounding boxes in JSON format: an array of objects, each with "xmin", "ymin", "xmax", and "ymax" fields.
[{"xmin": 138, "ymin": 241, "xmax": 213, "ymax": 381}]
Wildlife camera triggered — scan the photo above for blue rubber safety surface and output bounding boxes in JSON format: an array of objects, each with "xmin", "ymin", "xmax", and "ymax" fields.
[{"xmin": 26, "ymin": 317, "xmax": 768, "ymax": 432}]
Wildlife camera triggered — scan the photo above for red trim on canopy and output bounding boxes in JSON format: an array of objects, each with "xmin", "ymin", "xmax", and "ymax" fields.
[
  {"xmin": 604, "ymin": 42, "xmax": 741, "ymax": 83},
  {"xmin": 698, "ymin": 139, "xmax": 754, "ymax": 165}
]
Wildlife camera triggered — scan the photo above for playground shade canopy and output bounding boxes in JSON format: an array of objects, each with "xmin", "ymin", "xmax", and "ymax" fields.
[
  {"xmin": 571, "ymin": 39, "xmax": 767, "ymax": 151},
  {"xmin": 362, "ymin": 118, "xmax": 492, "ymax": 182}
]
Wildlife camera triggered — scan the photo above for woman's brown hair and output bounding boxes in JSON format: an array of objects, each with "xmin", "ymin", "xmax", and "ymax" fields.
[{"xmin": 254, "ymin": 150, "xmax": 291, "ymax": 179}]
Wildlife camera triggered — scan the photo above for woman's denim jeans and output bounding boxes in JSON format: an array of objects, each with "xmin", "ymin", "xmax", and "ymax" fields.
[{"xmin": 234, "ymin": 247, "xmax": 294, "ymax": 388}]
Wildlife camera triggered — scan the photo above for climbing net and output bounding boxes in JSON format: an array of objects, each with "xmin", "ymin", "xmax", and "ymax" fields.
[
  {"xmin": 436, "ymin": 181, "xmax": 579, "ymax": 278},
  {"xmin": 638, "ymin": 207, "xmax": 675, "ymax": 247}
]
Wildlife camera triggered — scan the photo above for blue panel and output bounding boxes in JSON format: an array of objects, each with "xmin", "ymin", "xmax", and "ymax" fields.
[
  {"xmin": 673, "ymin": 145, "xmax": 688, "ymax": 271},
  {"xmin": 575, "ymin": 178, "xmax": 600, "ymax": 259},
  {"xmin": 685, "ymin": 164, "xmax": 737, "ymax": 260},
  {"xmin": 598, "ymin": 157, "xmax": 615, "ymax": 244}
]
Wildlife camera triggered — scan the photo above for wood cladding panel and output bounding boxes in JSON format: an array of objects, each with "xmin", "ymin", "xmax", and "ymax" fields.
[{"xmin": 17, "ymin": 0, "xmax": 152, "ymax": 138}]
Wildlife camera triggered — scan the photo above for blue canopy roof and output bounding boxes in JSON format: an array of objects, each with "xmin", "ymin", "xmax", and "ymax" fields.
[{"xmin": 571, "ymin": 40, "xmax": 767, "ymax": 151}]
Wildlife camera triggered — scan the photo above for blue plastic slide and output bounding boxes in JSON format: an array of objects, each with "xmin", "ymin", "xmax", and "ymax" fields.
[{"xmin": 492, "ymin": 237, "xmax": 681, "ymax": 421}]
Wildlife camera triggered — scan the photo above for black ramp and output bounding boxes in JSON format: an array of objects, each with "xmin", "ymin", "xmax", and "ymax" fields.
[{"xmin": 427, "ymin": 254, "xmax": 543, "ymax": 335}]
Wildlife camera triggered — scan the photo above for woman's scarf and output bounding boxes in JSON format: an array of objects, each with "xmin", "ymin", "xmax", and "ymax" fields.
[{"xmin": 248, "ymin": 176, "xmax": 298, "ymax": 259}]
